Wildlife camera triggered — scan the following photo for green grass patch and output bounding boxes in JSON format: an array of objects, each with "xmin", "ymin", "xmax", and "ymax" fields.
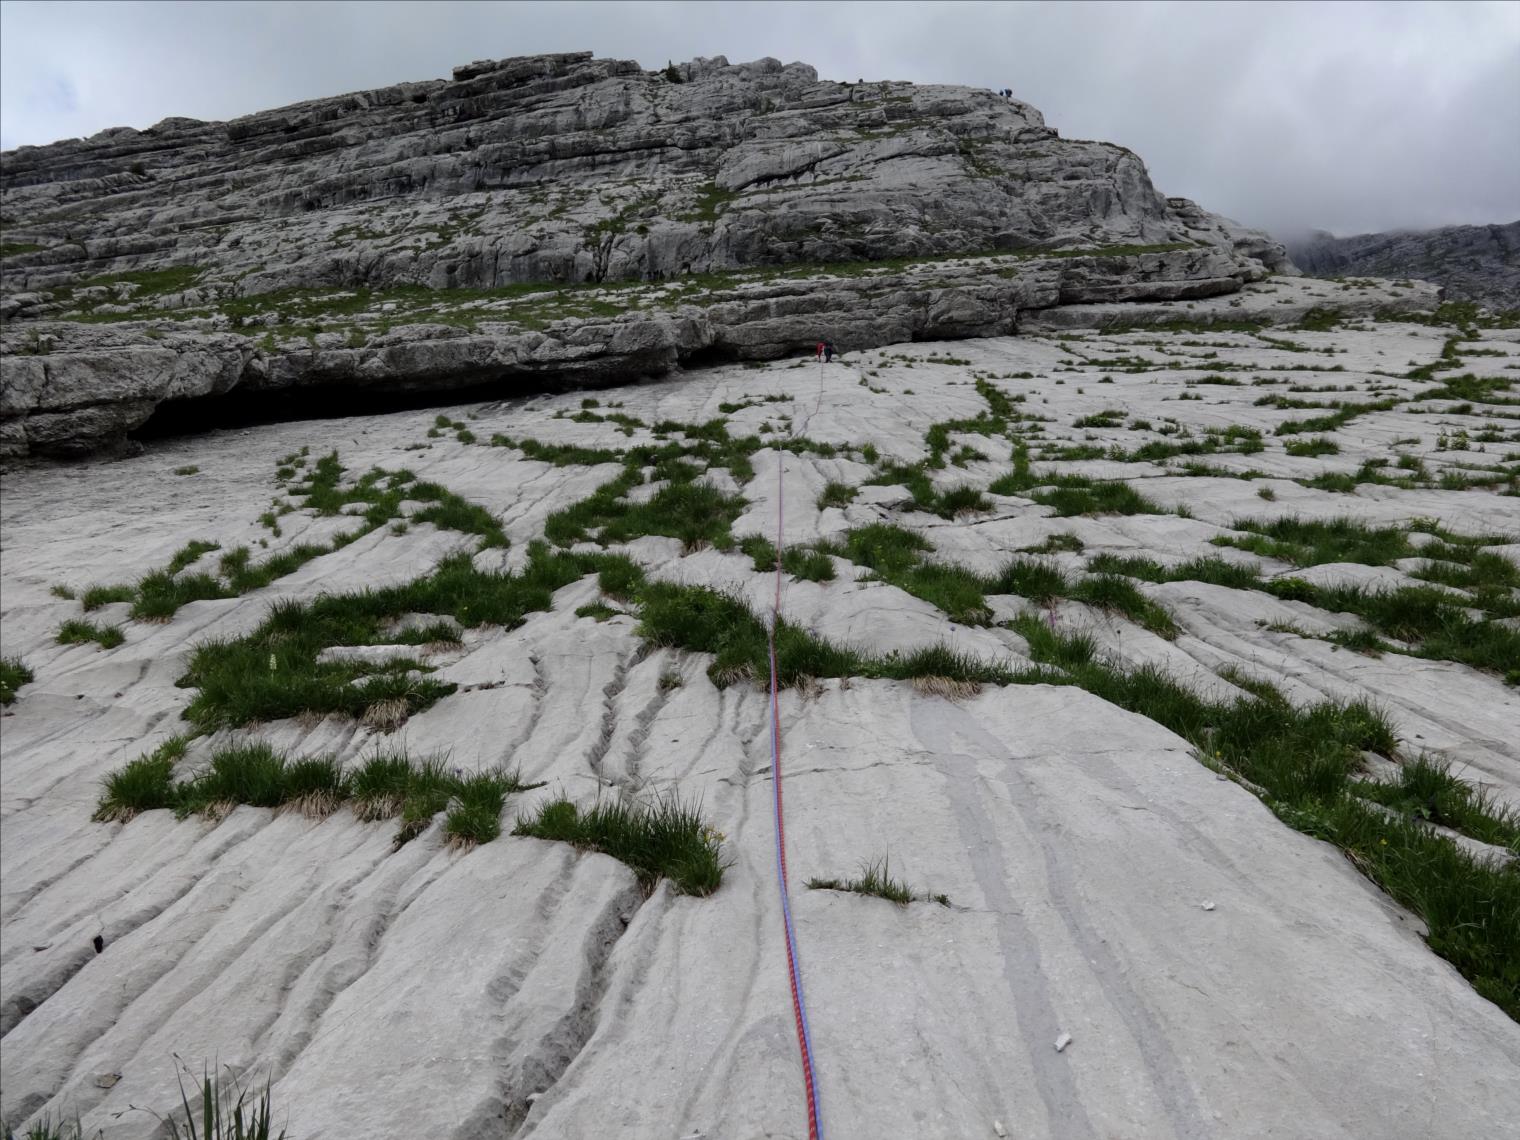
[
  {"xmin": 1284, "ymin": 437, "xmax": 1340, "ymax": 457},
  {"xmin": 514, "ymin": 795, "xmax": 728, "ymax": 896},
  {"xmin": 1275, "ymin": 398, "xmax": 1398, "ymax": 435},
  {"xmin": 81, "ymin": 584, "xmax": 134, "ymax": 611},
  {"xmin": 1353, "ymin": 757, "xmax": 1520, "ymax": 850},
  {"xmin": 176, "ymin": 543, "xmax": 628, "ymax": 731},
  {"xmin": 807, "ymin": 856, "xmax": 949, "ymax": 907},
  {"xmin": 817, "ymin": 481, "xmax": 857, "ymax": 509},
  {"xmin": 0, "ymin": 657, "xmax": 34, "ymax": 705},
  {"xmin": 1004, "ymin": 620, "xmax": 1520, "ymax": 1016},
  {"xmin": 94, "ymin": 739, "xmax": 537, "ymax": 850},
  {"xmin": 1086, "ymin": 554, "xmax": 1261, "ymax": 590},
  {"xmin": 93, "ymin": 736, "xmax": 190, "ymax": 822},
  {"xmin": 1214, "ymin": 516, "xmax": 1415, "ymax": 567},
  {"xmin": 1069, "ymin": 574, "xmax": 1177, "ymax": 637},
  {"xmin": 738, "ymin": 535, "xmax": 838, "ymax": 582},
  {"xmin": 544, "ymin": 466, "xmax": 744, "ymax": 550},
  {"xmin": 57, "ymin": 619, "xmax": 124, "ymax": 649},
  {"xmin": 175, "ymin": 741, "xmax": 291, "ymax": 816}
]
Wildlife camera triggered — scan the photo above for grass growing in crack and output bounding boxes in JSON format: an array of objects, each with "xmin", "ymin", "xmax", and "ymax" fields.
[
  {"xmin": 442, "ymin": 769, "xmax": 525, "ymax": 849},
  {"xmin": 738, "ymin": 535, "xmax": 838, "ymax": 582},
  {"xmin": 807, "ymin": 856, "xmax": 950, "ymax": 907},
  {"xmin": 1069, "ymin": 574, "xmax": 1177, "ymax": 637},
  {"xmin": 1291, "ymin": 582, "xmax": 1520, "ymax": 679},
  {"xmin": 1012, "ymin": 615, "xmax": 1398, "ymax": 801},
  {"xmin": 1020, "ymin": 533, "xmax": 1084, "ymax": 554},
  {"xmin": 94, "ymin": 740, "xmax": 535, "ymax": 849},
  {"xmin": 132, "ymin": 569, "xmax": 230, "ymax": 621},
  {"xmin": 990, "ymin": 557, "xmax": 1069, "ymax": 603},
  {"xmin": 1353, "ymin": 757, "xmax": 1520, "ymax": 850},
  {"xmin": 175, "ymin": 742, "xmax": 290, "ymax": 817},
  {"xmin": 1012, "ymin": 617, "xmax": 1519, "ymax": 1018},
  {"xmin": 1, "ymin": 656, "xmax": 34, "ymax": 705},
  {"xmin": 1214, "ymin": 516, "xmax": 1416, "ymax": 567},
  {"xmin": 1312, "ymin": 800, "xmax": 1520, "ymax": 1018},
  {"xmin": 817, "ymin": 481, "xmax": 857, "ymax": 509},
  {"xmin": 75, "ymin": 460, "xmax": 510, "ymax": 626},
  {"xmin": 867, "ymin": 463, "xmax": 991, "ymax": 517},
  {"xmin": 92, "ymin": 736, "xmax": 190, "ymax": 822},
  {"xmin": 81, "ymin": 584, "xmax": 134, "ymax": 610},
  {"xmin": 1283, "ymin": 437, "xmax": 1340, "ymax": 457},
  {"xmin": 841, "ymin": 524, "xmax": 1181, "ymax": 635},
  {"xmin": 990, "ymin": 458, "xmax": 1166, "ymax": 517},
  {"xmin": 842, "ymin": 524, "xmax": 991, "ymax": 623},
  {"xmin": 280, "ymin": 755, "xmax": 351, "ymax": 818},
  {"xmin": 544, "ymin": 468, "xmax": 744, "ymax": 550},
  {"xmin": 514, "ymin": 795, "xmax": 728, "ymax": 895},
  {"xmin": 636, "ymin": 582, "xmax": 1023, "ymax": 689},
  {"xmin": 1087, "ymin": 554, "xmax": 1263, "ymax": 590},
  {"xmin": 57, "ymin": 619, "xmax": 124, "ymax": 649},
  {"xmin": 176, "ymin": 544, "xmax": 625, "ymax": 731},
  {"xmin": 1275, "ymin": 397, "xmax": 1399, "ymax": 435}
]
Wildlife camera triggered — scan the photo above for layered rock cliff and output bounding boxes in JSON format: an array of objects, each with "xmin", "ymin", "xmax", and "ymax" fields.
[
  {"xmin": 1286, "ymin": 221, "xmax": 1520, "ymax": 311},
  {"xmin": 2, "ymin": 50, "xmax": 1307, "ymax": 459}
]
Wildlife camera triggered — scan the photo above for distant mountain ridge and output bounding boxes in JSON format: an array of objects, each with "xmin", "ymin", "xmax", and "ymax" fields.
[{"xmin": 1284, "ymin": 221, "xmax": 1520, "ymax": 311}]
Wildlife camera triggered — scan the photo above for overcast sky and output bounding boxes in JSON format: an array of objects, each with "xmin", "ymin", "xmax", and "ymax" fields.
[{"xmin": 2, "ymin": 0, "xmax": 1516, "ymax": 238}]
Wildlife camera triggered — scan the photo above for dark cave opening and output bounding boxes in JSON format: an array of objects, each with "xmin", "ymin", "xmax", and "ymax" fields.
[{"xmin": 127, "ymin": 374, "xmax": 644, "ymax": 442}]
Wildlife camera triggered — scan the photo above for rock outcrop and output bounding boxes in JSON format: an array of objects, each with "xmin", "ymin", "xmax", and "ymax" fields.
[
  {"xmin": 1285, "ymin": 221, "xmax": 1520, "ymax": 312},
  {"xmin": 0, "ymin": 51, "xmax": 1314, "ymax": 460}
]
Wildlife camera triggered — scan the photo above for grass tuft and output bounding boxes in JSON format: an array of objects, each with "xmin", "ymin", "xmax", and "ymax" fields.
[
  {"xmin": 442, "ymin": 769, "xmax": 524, "ymax": 849},
  {"xmin": 807, "ymin": 856, "xmax": 949, "ymax": 907},
  {"xmin": 1, "ymin": 656, "xmax": 34, "ymax": 705},
  {"xmin": 162, "ymin": 1061, "xmax": 287, "ymax": 1140},
  {"xmin": 57, "ymin": 619, "xmax": 125, "ymax": 649},
  {"xmin": 93, "ymin": 736, "xmax": 189, "ymax": 822},
  {"xmin": 1354, "ymin": 757, "xmax": 1520, "ymax": 849},
  {"xmin": 514, "ymin": 795, "xmax": 728, "ymax": 895}
]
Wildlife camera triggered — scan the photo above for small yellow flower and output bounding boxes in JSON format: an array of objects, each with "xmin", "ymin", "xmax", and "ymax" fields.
[{"xmin": 1379, "ymin": 838, "xmax": 1388, "ymax": 846}]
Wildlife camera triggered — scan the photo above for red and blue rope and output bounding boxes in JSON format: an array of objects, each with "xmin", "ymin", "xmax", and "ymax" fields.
[{"xmin": 768, "ymin": 437, "xmax": 823, "ymax": 1140}]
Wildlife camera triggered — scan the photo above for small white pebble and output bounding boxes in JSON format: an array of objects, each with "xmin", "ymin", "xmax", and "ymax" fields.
[
  {"xmin": 1054, "ymin": 1032, "xmax": 1072, "ymax": 1052},
  {"xmin": 1201, "ymin": 901, "xmax": 1216, "ymax": 911},
  {"xmin": 994, "ymin": 1120, "xmax": 1007, "ymax": 1137}
]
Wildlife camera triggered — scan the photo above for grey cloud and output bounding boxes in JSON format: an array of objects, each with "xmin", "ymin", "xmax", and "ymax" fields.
[{"xmin": 1, "ymin": 0, "xmax": 1515, "ymax": 238}]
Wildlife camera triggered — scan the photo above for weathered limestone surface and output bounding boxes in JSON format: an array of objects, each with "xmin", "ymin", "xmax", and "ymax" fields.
[
  {"xmin": 3, "ymin": 319, "xmax": 1518, "ymax": 1138},
  {"xmin": 0, "ymin": 52, "xmax": 1315, "ymax": 459}
]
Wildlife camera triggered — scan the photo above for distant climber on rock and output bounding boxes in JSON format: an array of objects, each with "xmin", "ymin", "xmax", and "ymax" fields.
[
  {"xmin": 824, "ymin": 340, "xmax": 836, "ymax": 363},
  {"xmin": 815, "ymin": 341, "xmax": 825, "ymax": 362}
]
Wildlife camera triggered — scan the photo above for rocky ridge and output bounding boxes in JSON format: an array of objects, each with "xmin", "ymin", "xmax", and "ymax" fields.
[
  {"xmin": 1286, "ymin": 221, "xmax": 1520, "ymax": 312},
  {"xmin": 0, "ymin": 51, "xmax": 1316, "ymax": 460}
]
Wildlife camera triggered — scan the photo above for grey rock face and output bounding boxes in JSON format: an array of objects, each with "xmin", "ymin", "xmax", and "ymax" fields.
[
  {"xmin": 0, "ymin": 51, "xmax": 1309, "ymax": 458},
  {"xmin": 1285, "ymin": 222, "xmax": 1520, "ymax": 311}
]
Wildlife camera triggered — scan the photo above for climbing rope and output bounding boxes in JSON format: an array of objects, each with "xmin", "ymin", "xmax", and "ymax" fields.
[{"xmin": 768, "ymin": 360, "xmax": 823, "ymax": 1140}]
